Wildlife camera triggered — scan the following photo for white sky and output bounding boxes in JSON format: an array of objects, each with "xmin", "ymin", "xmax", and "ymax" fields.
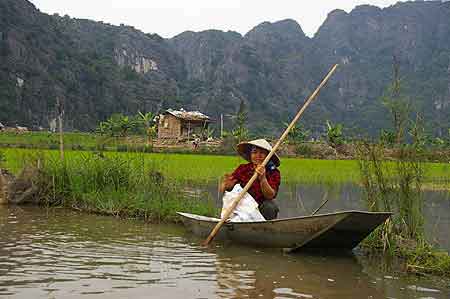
[{"xmin": 29, "ymin": 0, "xmax": 400, "ymax": 38}]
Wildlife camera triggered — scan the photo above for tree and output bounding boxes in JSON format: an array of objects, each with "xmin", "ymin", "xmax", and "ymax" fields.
[
  {"xmin": 232, "ymin": 99, "xmax": 249, "ymax": 143},
  {"xmin": 285, "ymin": 123, "xmax": 310, "ymax": 144},
  {"xmin": 325, "ymin": 120, "xmax": 344, "ymax": 148},
  {"xmin": 138, "ymin": 111, "xmax": 156, "ymax": 144},
  {"xmin": 447, "ymin": 128, "xmax": 450, "ymax": 148},
  {"xmin": 381, "ymin": 56, "xmax": 410, "ymax": 145},
  {"xmin": 96, "ymin": 113, "xmax": 139, "ymax": 137},
  {"xmin": 0, "ymin": 150, "xmax": 5, "ymax": 166},
  {"xmin": 379, "ymin": 129, "xmax": 396, "ymax": 147}
]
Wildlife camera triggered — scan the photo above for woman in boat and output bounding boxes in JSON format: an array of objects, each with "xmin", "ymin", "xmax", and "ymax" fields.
[{"xmin": 220, "ymin": 139, "xmax": 281, "ymax": 220}]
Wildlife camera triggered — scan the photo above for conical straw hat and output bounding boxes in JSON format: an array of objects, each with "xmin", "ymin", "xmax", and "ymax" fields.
[{"xmin": 236, "ymin": 139, "xmax": 280, "ymax": 167}]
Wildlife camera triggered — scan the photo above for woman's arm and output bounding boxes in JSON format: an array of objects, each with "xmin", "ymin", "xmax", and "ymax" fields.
[
  {"xmin": 255, "ymin": 165, "xmax": 276, "ymax": 199},
  {"xmin": 219, "ymin": 174, "xmax": 238, "ymax": 193},
  {"xmin": 259, "ymin": 176, "xmax": 276, "ymax": 199}
]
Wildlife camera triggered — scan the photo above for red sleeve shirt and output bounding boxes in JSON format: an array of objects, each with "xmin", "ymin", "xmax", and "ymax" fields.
[{"xmin": 231, "ymin": 163, "xmax": 281, "ymax": 204}]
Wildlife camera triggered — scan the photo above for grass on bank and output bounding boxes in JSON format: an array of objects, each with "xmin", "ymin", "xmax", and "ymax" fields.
[{"xmin": 13, "ymin": 150, "xmax": 217, "ymax": 222}]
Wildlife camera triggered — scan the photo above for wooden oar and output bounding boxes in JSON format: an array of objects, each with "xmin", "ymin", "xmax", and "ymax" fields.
[{"xmin": 203, "ymin": 64, "xmax": 339, "ymax": 246}]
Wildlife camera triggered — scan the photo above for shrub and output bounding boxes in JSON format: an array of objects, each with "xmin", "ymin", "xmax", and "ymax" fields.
[
  {"xmin": 0, "ymin": 150, "xmax": 5, "ymax": 165},
  {"xmin": 295, "ymin": 143, "xmax": 313, "ymax": 157}
]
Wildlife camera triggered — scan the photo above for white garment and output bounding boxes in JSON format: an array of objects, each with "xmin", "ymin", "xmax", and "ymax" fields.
[{"xmin": 221, "ymin": 184, "xmax": 266, "ymax": 222}]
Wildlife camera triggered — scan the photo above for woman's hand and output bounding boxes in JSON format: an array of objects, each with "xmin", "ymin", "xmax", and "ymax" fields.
[
  {"xmin": 220, "ymin": 173, "xmax": 237, "ymax": 193},
  {"xmin": 254, "ymin": 164, "xmax": 266, "ymax": 180}
]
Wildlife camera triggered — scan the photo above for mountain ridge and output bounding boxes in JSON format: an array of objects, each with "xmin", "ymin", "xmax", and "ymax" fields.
[{"xmin": 1, "ymin": 0, "xmax": 449, "ymax": 136}]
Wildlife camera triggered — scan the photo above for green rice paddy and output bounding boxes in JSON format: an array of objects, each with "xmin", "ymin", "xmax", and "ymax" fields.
[
  {"xmin": 0, "ymin": 131, "xmax": 143, "ymax": 151},
  {"xmin": 2, "ymin": 148, "xmax": 449, "ymax": 188}
]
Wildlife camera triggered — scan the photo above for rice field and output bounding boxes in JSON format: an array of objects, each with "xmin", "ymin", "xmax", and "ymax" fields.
[
  {"xmin": 2, "ymin": 148, "xmax": 449, "ymax": 188},
  {"xmin": 2, "ymin": 147, "xmax": 449, "ymax": 276},
  {"xmin": 0, "ymin": 131, "xmax": 144, "ymax": 151}
]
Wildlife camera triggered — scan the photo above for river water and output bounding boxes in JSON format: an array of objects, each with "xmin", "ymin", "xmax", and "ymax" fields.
[
  {"xmin": 275, "ymin": 184, "xmax": 450, "ymax": 252},
  {"xmin": 1, "ymin": 205, "xmax": 449, "ymax": 299},
  {"xmin": 207, "ymin": 183, "xmax": 450, "ymax": 252}
]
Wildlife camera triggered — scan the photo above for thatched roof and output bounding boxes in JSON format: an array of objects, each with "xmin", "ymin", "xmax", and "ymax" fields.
[{"xmin": 164, "ymin": 108, "xmax": 211, "ymax": 122}]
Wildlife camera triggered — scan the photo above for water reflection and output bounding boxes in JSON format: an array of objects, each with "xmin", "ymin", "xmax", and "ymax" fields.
[
  {"xmin": 0, "ymin": 205, "xmax": 449, "ymax": 299},
  {"xmin": 0, "ymin": 206, "xmax": 219, "ymax": 298},
  {"xmin": 212, "ymin": 246, "xmax": 384, "ymax": 299}
]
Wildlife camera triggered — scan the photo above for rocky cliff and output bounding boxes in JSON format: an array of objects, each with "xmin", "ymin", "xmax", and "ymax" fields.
[
  {"xmin": 1, "ymin": 0, "xmax": 450, "ymax": 136},
  {"xmin": 0, "ymin": 0, "xmax": 183, "ymax": 130}
]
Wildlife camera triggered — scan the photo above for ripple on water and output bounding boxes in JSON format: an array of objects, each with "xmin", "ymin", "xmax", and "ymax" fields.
[
  {"xmin": 1, "ymin": 206, "xmax": 450, "ymax": 299},
  {"xmin": 2, "ymin": 229, "xmax": 221, "ymax": 293},
  {"xmin": 274, "ymin": 287, "xmax": 314, "ymax": 298}
]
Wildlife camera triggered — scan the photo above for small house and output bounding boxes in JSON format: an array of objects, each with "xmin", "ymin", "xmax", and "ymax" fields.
[{"xmin": 157, "ymin": 108, "xmax": 212, "ymax": 140}]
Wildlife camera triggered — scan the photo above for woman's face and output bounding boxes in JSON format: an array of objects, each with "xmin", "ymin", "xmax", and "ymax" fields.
[{"xmin": 250, "ymin": 147, "xmax": 268, "ymax": 165}]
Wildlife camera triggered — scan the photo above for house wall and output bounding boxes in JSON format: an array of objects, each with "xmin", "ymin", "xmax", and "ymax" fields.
[
  {"xmin": 157, "ymin": 114, "xmax": 181, "ymax": 139},
  {"xmin": 180, "ymin": 121, "xmax": 207, "ymax": 139},
  {"xmin": 157, "ymin": 112, "xmax": 211, "ymax": 140}
]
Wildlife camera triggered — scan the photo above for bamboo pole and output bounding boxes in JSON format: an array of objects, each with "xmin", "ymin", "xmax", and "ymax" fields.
[
  {"xmin": 311, "ymin": 191, "xmax": 329, "ymax": 216},
  {"xmin": 203, "ymin": 64, "xmax": 339, "ymax": 246},
  {"xmin": 59, "ymin": 114, "xmax": 64, "ymax": 161},
  {"xmin": 57, "ymin": 97, "xmax": 64, "ymax": 161}
]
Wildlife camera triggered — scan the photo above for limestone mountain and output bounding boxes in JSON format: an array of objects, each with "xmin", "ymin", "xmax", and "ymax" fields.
[
  {"xmin": 0, "ymin": 0, "xmax": 184, "ymax": 130},
  {"xmin": 311, "ymin": 2, "xmax": 450, "ymax": 135},
  {"xmin": 170, "ymin": 19, "xmax": 312, "ymax": 133},
  {"xmin": 1, "ymin": 0, "xmax": 449, "ymax": 136}
]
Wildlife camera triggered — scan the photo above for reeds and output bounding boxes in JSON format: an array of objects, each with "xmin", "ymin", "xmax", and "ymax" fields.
[
  {"xmin": 357, "ymin": 142, "xmax": 425, "ymax": 245},
  {"xmin": 355, "ymin": 142, "xmax": 450, "ymax": 277},
  {"xmin": 21, "ymin": 151, "xmax": 216, "ymax": 222}
]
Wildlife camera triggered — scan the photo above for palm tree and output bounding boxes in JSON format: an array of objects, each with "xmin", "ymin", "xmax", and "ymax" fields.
[{"xmin": 138, "ymin": 111, "xmax": 156, "ymax": 144}]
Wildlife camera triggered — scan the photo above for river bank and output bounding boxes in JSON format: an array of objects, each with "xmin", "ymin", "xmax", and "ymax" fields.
[{"xmin": 1, "ymin": 148, "xmax": 450, "ymax": 278}]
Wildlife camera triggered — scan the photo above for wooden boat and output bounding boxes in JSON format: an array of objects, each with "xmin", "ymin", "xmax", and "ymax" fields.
[{"xmin": 177, "ymin": 211, "xmax": 391, "ymax": 252}]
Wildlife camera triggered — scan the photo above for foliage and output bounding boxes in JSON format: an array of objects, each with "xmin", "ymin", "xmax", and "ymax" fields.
[
  {"xmin": 381, "ymin": 58, "xmax": 411, "ymax": 145},
  {"xmin": 379, "ymin": 129, "xmax": 396, "ymax": 147},
  {"xmin": 357, "ymin": 141, "xmax": 425, "ymax": 255},
  {"xmin": 448, "ymin": 128, "xmax": 450, "ymax": 144},
  {"xmin": 434, "ymin": 128, "xmax": 450, "ymax": 148},
  {"xmin": 358, "ymin": 110, "xmax": 427, "ymax": 252},
  {"xmin": 401, "ymin": 241, "xmax": 450, "ymax": 276},
  {"xmin": 285, "ymin": 123, "xmax": 310, "ymax": 144},
  {"xmin": 0, "ymin": 149, "xmax": 5, "ymax": 166},
  {"xmin": 137, "ymin": 111, "xmax": 155, "ymax": 131},
  {"xmin": 97, "ymin": 113, "xmax": 144, "ymax": 137},
  {"xmin": 429, "ymin": 137, "xmax": 446, "ymax": 148},
  {"xmin": 408, "ymin": 113, "xmax": 427, "ymax": 151},
  {"xmin": 232, "ymin": 99, "xmax": 249, "ymax": 143},
  {"xmin": 359, "ymin": 62, "xmax": 426, "ymax": 245},
  {"xmin": 28, "ymin": 152, "xmax": 217, "ymax": 221},
  {"xmin": 325, "ymin": 120, "xmax": 344, "ymax": 148},
  {"xmin": 138, "ymin": 111, "xmax": 157, "ymax": 143},
  {"xmin": 294, "ymin": 144, "xmax": 313, "ymax": 157}
]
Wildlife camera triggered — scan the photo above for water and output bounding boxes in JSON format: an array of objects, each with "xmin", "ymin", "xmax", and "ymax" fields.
[
  {"xmin": 1, "ymin": 206, "xmax": 449, "ymax": 298},
  {"xmin": 277, "ymin": 184, "xmax": 450, "ymax": 253},
  {"xmin": 209, "ymin": 183, "xmax": 450, "ymax": 252}
]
